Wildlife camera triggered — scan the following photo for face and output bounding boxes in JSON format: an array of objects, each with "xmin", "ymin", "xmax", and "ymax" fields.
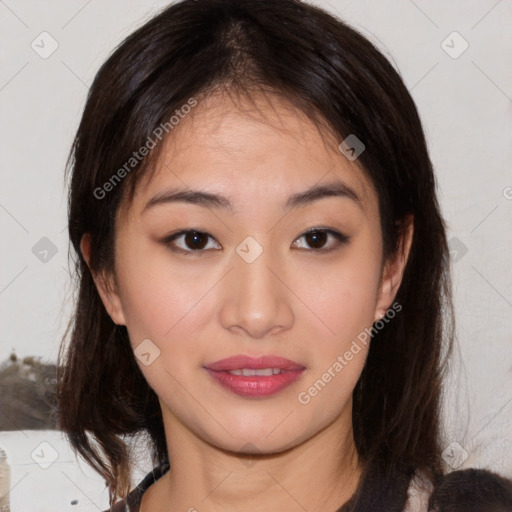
[{"xmin": 85, "ymin": 92, "xmax": 409, "ymax": 455}]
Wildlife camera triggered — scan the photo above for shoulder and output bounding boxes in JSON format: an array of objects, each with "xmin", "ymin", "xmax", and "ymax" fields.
[
  {"xmin": 404, "ymin": 467, "xmax": 512, "ymax": 512},
  {"xmin": 427, "ymin": 467, "xmax": 512, "ymax": 511},
  {"xmin": 102, "ymin": 462, "xmax": 171, "ymax": 512}
]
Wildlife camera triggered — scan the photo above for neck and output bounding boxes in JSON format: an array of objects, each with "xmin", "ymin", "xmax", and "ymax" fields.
[{"xmin": 149, "ymin": 405, "xmax": 362, "ymax": 512}]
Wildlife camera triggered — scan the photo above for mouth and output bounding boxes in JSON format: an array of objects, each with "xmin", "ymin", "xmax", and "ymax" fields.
[{"xmin": 204, "ymin": 355, "xmax": 306, "ymax": 398}]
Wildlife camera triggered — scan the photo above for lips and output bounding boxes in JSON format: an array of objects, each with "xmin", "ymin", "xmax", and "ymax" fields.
[{"xmin": 204, "ymin": 355, "xmax": 306, "ymax": 398}]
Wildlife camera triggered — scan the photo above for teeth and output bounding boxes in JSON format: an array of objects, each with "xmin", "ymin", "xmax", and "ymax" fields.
[{"xmin": 227, "ymin": 368, "xmax": 282, "ymax": 376}]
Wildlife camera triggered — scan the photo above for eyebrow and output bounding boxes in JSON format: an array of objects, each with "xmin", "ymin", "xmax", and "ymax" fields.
[{"xmin": 142, "ymin": 180, "xmax": 362, "ymax": 214}]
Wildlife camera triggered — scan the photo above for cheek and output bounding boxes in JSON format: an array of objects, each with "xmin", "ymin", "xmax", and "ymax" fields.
[
  {"xmin": 115, "ymin": 245, "xmax": 215, "ymax": 348},
  {"xmin": 291, "ymin": 252, "xmax": 378, "ymax": 418},
  {"xmin": 293, "ymin": 245, "xmax": 382, "ymax": 345}
]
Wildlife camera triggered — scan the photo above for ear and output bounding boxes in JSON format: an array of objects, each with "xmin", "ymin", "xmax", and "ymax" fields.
[
  {"xmin": 80, "ymin": 233, "xmax": 127, "ymax": 326},
  {"xmin": 374, "ymin": 215, "xmax": 414, "ymax": 322}
]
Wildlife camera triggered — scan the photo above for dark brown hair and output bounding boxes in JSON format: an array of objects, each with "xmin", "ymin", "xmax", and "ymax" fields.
[{"xmin": 57, "ymin": 0, "xmax": 455, "ymax": 510}]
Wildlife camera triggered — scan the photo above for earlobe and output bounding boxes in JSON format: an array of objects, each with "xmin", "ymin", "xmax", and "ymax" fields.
[
  {"xmin": 80, "ymin": 233, "xmax": 127, "ymax": 326},
  {"xmin": 374, "ymin": 215, "xmax": 414, "ymax": 322}
]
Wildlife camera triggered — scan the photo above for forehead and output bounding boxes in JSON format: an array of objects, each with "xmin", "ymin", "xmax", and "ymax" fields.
[{"xmin": 125, "ymin": 91, "xmax": 378, "ymax": 219}]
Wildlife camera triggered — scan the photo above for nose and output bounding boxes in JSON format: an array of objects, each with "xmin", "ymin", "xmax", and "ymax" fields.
[{"xmin": 218, "ymin": 243, "xmax": 295, "ymax": 339}]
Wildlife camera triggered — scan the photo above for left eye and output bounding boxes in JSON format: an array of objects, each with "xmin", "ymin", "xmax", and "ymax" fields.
[
  {"xmin": 164, "ymin": 230, "xmax": 221, "ymax": 253},
  {"xmin": 291, "ymin": 228, "xmax": 349, "ymax": 252}
]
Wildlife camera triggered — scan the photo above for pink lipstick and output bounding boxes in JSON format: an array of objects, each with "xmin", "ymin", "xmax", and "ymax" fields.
[{"xmin": 204, "ymin": 355, "xmax": 306, "ymax": 398}]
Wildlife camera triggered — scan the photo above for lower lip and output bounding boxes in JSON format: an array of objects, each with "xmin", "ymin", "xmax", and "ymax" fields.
[{"xmin": 204, "ymin": 368, "xmax": 305, "ymax": 398}]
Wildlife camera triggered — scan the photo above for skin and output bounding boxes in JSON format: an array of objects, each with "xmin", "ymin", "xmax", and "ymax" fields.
[{"xmin": 81, "ymin": 91, "xmax": 413, "ymax": 512}]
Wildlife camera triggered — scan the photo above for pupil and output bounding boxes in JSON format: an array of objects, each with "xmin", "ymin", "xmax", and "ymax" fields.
[
  {"xmin": 186, "ymin": 231, "xmax": 207, "ymax": 250},
  {"xmin": 306, "ymin": 231, "xmax": 327, "ymax": 249}
]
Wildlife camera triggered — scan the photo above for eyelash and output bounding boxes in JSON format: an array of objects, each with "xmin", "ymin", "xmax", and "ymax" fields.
[{"xmin": 161, "ymin": 228, "xmax": 350, "ymax": 256}]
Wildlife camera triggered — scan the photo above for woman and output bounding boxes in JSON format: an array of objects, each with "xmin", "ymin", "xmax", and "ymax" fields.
[{"xmin": 56, "ymin": 0, "xmax": 512, "ymax": 510}]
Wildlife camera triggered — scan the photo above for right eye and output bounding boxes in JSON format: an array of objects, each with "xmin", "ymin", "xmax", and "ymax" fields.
[{"xmin": 162, "ymin": 230, "xmax": 222, "ymax": 255}]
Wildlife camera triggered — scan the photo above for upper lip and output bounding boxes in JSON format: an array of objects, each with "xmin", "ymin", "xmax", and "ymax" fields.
[{"xmin": 204, "ymin": 355, "xmax": 305, "ymax": 372}]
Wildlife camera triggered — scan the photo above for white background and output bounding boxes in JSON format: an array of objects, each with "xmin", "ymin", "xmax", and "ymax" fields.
[{"xmin": 0, "ymin": 0, "xmax": 511, "ymax": 510}]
